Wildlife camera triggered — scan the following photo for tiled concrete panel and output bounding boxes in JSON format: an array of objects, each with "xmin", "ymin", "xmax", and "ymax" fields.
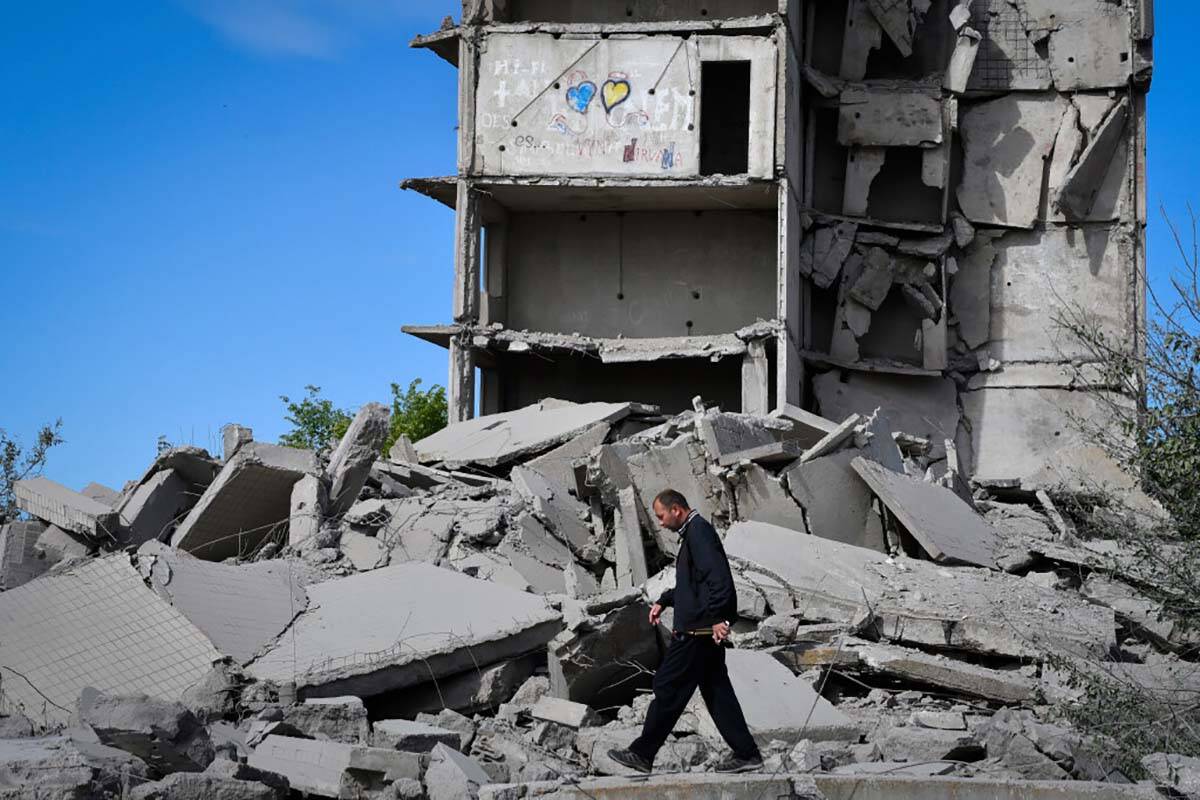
[
  {"xmin": 139, "ymin": 542, "xmax": 307, "ymax": 664},
  {"xmin": 0, "ymin": 555, "xmax": 220, "ymax": 729},
  {"xmin": 0, "ymin": 521, "xmax": 49, "ymax": 590}
]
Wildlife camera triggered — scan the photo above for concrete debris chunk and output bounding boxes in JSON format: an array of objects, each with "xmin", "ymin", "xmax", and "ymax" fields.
[
  {"xmin": 222, "ymin": 423, "xmax": 254, "ymax": 461},
  {"xmin": 81, "ymin": 481, "xmax": 120, "ymax": 507},
  {"xmin": 769, "ymin": 403, "xmax": 839, "ymax": 448},
  {"xmin": 530, "ymin": 696, "xmax": 598, "ymax": 729},
  {"xmin": 801, "ymin": 222, "xmax": 859, "ymax": 290},
  {"xmin": 625, "ymin": 434, "xmax": 724, "ymax": 556},
  {"xmin": 841, "ymin": 0, "xmax": 884, "ymax": 80},
  {"xmin": 0, "ymin": 733, "xmax": 151, "ymax": 797},
  {"xmin": 425, "ymin": 742, "xmax": 491, "ymax": 800},
  {"xmin": 117, "ymin": 467, "xmax": 190, "ymax": 546},
  {"xmin": 697, "ymin": 411, "xmax": 791, "ymax": 463},
  {"xmin": 287, "ymin": 473, "xmax": 327, "ymax": 552},
  {"xmin": 511, "ymin": 466, "xmax": 593, "ymax": 556},
  {"xmin": 724, "ymin": 521, "xmax": 1116, "ymax": 659},
  {"xmin": 735, "ymin": 463, "xmax": 808, "ymax": 532},
  {"xmin": 798, "ymin": 414, "xmax": 862, "ymax": 463},
  {"xmin": 78, "ymin": 687, "xmax": 215, "ymax": 774},
  {"xmin": 851, "ymin": 457, "xmax": 1001, "ymax": 568},
  {"xmin": 340, "ymin": 530, "xmax": 389, "ymax": 570},
  {"xmin": 687, "ymin": 649, "xmax": 857, "ymax": 744},
  {"xmin": 849, "ymin": 247, "xmax": 894, "ymax": 311},
  {"xmin": 548, "ymin": 602, "xmax": 657, "ymax": 709},
  {"xmin": 785, "ymin": 450, "xmax": 883, "ymax": 551},
  {"xmin": 283, "ymin": 696, "xmax": 370, "ymax": 744},
  {"xmin": 137, "ymin": 541, "xmax": 308, "ymax": 665},
  {"xmin": 0, "ymin": 520, "xmax": 49, "ymax": 590},
  {"xmin": 525, "ymin": 422, "xmax": 610, "ymax": 491},
  {"xmin": 372, "ymin": 718, "xmax": 461, "ymax": 752},
  {"xmin": 851, "ymin": 640, "xmax": 1036, "ymax": 703},
  {"xmin": 815, "ymin": 371, "xmax": 959, "ymax": 460},
  {"xmin": 1056, "ymin": 98, "xmax": 1130, "ymax": 219},
  {"xmin": 379, "ymin": 653, "xmax": 538, "ymax": 718},
  {"xmin": 247, "ymin": 734, "xmax": 420, "ymax": 798},
  {"xmin": 416, "ymin": 400, "xmax": 633, "ymax": 468},
  {"xmin": 34, "ymin": 522, "xmax": 91, "ymax": 563},
  {"xmin": 1142, "ymin": 752, "xmax": 1200, "ymax": 797},
  {"xmin": 247, "ymin": 562, "xmax": 561, "ymax": 699},
  {"xmin": 171, "ymin": 442, "xmax": 319, "ymax": 561},
  {"xmin": 613, "ymin": 486, "xmax": 649, "ymax": 588},
  {"xmin": 130, "ymin": 770, "xmax": 284, "ymax": 800},
  {"xmin": 14, "ymin": 475, "xmax": 120, "ymax": 540},
  {"xmin": 943, "ymin": 26, "xmax": 981, "ymax": 94},
  {"xmin": 325, "ymin": 402, "xmax": 391, "ymax": 515},
  {"xmin": 838, "ymin": 85, "xmax": 943, "ymax": 147}
]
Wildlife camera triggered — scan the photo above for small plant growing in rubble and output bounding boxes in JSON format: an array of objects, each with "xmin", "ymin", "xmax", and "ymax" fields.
[
  {"xmin": 383, "ymin": 378, "xmax": 447, "ymax": 454},
  {"xmin": 0, "ymin": 419, "xmax": 65, "ymax": 524},
  {"xmin": 1049, "ymin": 205, "xmax": 1200, "ymax": 777},
  {"xmin": 279, "ymin": 385, "xmax": 354, "ymax": 453}
]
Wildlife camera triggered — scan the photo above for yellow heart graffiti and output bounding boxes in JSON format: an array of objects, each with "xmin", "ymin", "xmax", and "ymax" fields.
[{"xmin": 601, "ymin": 78, "xmax": 631, "ymax": 113}]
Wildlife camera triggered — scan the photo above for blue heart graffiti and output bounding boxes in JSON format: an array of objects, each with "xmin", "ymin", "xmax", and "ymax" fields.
[{"xmin": 566, "ymin": 81, "xmax": 597, "ymax": 114}]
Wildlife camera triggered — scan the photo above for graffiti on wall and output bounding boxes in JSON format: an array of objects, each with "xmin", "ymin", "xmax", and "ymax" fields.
[{"xmin": 477, "ymin": 36, "xmax": 699, "ymax": 176}]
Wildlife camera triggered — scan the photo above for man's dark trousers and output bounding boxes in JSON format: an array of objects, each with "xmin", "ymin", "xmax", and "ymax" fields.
[{"xmin": 630, "ymin": 633, "xmax": 759, "ymax": 763}]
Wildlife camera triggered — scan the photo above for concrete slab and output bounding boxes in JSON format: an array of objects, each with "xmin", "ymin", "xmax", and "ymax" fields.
[
  {"xmin": 798, "ymin": 414, "xmax": 861, "ymax": 463},
  {"xmin": 735, "ymin": 464, "xmax": 808, "ymax": 533},
  {"xmin": 531, "ymin": 696, "xmax": 597, "ymax": 729},
  {"xmin": 325, "ymin": 402, "xmax": 390, "ymax": 515},
  {"xmin": 247, "ymin": 562, "xmax": 561, "ymax": 699},
  {"xmin": 377, "ymin": 653, "xmax": 538, "ymax": 717},
  {"xmin": 769, "ymin": 403, "xmax": 839, "ymax": 449},
  {"xmin": 0, "ymin": 733, "xmax": 151, "ymax": 797},
  {"xmin": 724, "ymin": 521, "xmax": 1116, "ymax": 659},
  {"xmin": 371, "ymin": 718, "xmax": 460, "ymax": 752},
  {"xmin": 283, "ymin": 696, "xmax": 370, "ymax": 744},
  {"xmin": 34, "ymin": 523, "xmax": 91, "ymax": 562},
  {"xmin": 0, "ymin": 554, "xmax": 220, "ymax": 729},
  {"xmin": 117, "ymin": 468, "xmax": 190, "ymax": 546},
  {"xmin": 14, "ymin": 476, "xmax": 120, "ymax": 540},
  {"xmin": 81, "ymin": 482, "xmax": 120, "ymax": 507},
  {"xmin": 851, "ymin": 457, "xmax": 1001, "ymax": 568},
  {"xmin": 222, "ymin": 424, "xmax": 253, "ymax": 461},
  {"xmin": 377, "ymin": 497, "xmax": 455, "ymax": 564},
  {"xmin": 340, "ymin": 531, "xmax": 389, "ymax": 571},
  {"xmin": 171, "ymin": 442, "xmax": 319, "ymax": 560},
  {"xmin": 549, "ymin": 602, "xmax": 657, "ymax": 709},
  {"xmin": 415, "ymin": 400, "xmax": 633, "ymax": 468},
  {"xmin": 137, "ymin": 541, "xmax": 308, "ymax": 664},
  {"xmin": 626, "ymin": 435, "xmax": 725, "ymax": 556},
  {"xmin": 697, "ymin": 412, "xmax": 791, "ymax": 462},
  {"xmin": 0, "ymin": 520, "xmax": 49, "ymax": 590},
  {"xmin": 426, "ymin": 742, "xmax": 490, "ymax": 800},
  {"xmin": 287, "ymin": 473, "xmax": 327, "ymax": 552},
  {"xmin": 525, "ymin": 422, "xmax": 610, "ymax": 491},
  {"xmin": 525, "ymin": 773, "xmax": 797, "ymax": 800},
  {"xmin": 838, "ymin": 85, "xmax": 943, "ymax": 147},
  {"xmin": 784, "ymin": 450, "xmax": 881, "ymax": 551},
  {"xmin": 512, "ymin": 466, "xmax": 593, "ymax": 556},
  {"xmin": 613, "ymin": 486, "xmax": 649, "ymax": 588},
  {"xmin": 957, "ymin": 93, "xmax": 1069, "ymax": 228},
  {"xmin": 247, "ymin": 734, "xmax": 420, "ymax": 798},
  {"xmin": 812, "ymin": 773, "xmax": 1161, "ymax": 800},
  {"xmin": 688, "ymin": 649, "xmax": 856, "ymax": 744},
  {"xmin": 850, "ymin": 640, "xmax": 1036, "ymax": 703},
  {"xmin": 814, "ymin": 372, "xmax": 959, "ymax": 461}
]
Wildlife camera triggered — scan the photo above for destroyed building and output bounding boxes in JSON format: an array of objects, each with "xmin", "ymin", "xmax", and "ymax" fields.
[
  {"xmin": 402, "ymin": 0, "xmax": 1152, "ymax": 498},
  {"xmin": 2, "ymin": 2, "xmax": 1189, "ymax": 799}
]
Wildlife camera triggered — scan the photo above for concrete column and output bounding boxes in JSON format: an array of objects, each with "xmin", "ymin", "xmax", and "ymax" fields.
[
  {"xmin": 776, "ymin": 179, "xmax": 804, "ymax": 408},
  {"xmin": 453, "ymin": 180, "xmax": 481, "ymax": 323},
  {"xmin": 742, "ymin": 339, "xmax": 770, "ymax": 415},
  {"xmin": 449, "ymin": 334, "xmax": 475, "ymax": 423}
]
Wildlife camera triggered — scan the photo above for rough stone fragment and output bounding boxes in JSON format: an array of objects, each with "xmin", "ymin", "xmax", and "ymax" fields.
[
  {"xmin": 957, "ymin": 93, "xmax": 1069, "ymax": 228},
  {"xmin": 137, "ymin": 541, "xmax": 308, "ymax": 665},
  {"xmin": 530, "ymin": 697, "xmax": 598, "ymax": 729},
  {"xmin": 247, "ymin": 735, "xmax": 420, "ymax": 798},
  {"xmin": 78, "ymin": 687, "xmax": 215, "ymax": 773},
  {"xmin": 525, "ymin": 422, "xmax": 610, "ymax": 491},
  {"xmin": 283, "ymin": 696, "xmax": 370, "ymax": 744},
  {"xmin": 686, "ymin": 649, "xmax": 856, "ymax": 744},
  {"xmin": 340, "ymin": 531, "xmax": 389, "ymax": 570},
  {"xmin": 0, "ymin": 520, "xmax": 49, "ymax": 590},
  {"xmin": 247, "ymin": 562, "xmax": 561, "ymax": 699},
  {"xmin": 372, "ymin": 718, "xmax": 460, "ymax": 752},
  {"xmin": 325, "ymin": 402, "xmax": 391, "ymax": 515},
  {"xmin": 0, "ymin": 733, "xmax": 150, "ymax": 798},
  {"xmin": 814, "ymin": 372, "xmax": 959, "ymax": 460},
  {"xmin": 416, "ymin": 400, "xmax": 633, "ymax": 468},
  {"xmin": 851, "ymin": 457, "xmax": 1001, "ymax": 568},
  {"xmin": 548, "ymin": 602, "xmax": 657, "ymax": 709},
  {"xmin": 287, "ymin": 474, "xmax": 327, "ymax": 552},
  {"xmin": 512, "ymin": 466, "xmax": 592, "ymax": 556},
  {"xmin": 118, "ymin": 468, "xmax": 190, "ymax": 546},
  {"xmin": 14, "ymin": 475, "xmax": 120, "ymax": 540},
  {"xmin": 425, "ymin": 743, "xmax": 490, "ymax": 800},
  {"xmin": 172, "ymin": 443, "xmax": 319, "ymax": 561}
]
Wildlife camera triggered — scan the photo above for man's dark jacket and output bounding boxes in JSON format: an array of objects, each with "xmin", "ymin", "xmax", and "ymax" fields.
[{"xmin": 655, "ymin": 512, "xmax": 739, "ymax": 632}]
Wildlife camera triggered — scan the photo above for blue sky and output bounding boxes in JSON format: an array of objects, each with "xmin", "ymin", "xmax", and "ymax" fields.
[{"xmin": 1, "ymin": 2, "xmax": 1197, "ymax": 492}]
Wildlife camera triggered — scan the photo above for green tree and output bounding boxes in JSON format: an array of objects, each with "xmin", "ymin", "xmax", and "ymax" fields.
[
  {"xmin": 1, "ymin": 420, "xmax": 65, "ymax": 524},
  {"xmin": 384, "ymin": 379, "xmax": 447, "ymax": 454},
  {"xmin": 279, "ymin": 386, "xmax": 353, "ymax": 453}
]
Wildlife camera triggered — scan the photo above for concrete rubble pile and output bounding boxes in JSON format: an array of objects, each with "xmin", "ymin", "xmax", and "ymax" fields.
[{"xmin": 0, "ymin": 389, "xmax": 1192, "ymax": 799}]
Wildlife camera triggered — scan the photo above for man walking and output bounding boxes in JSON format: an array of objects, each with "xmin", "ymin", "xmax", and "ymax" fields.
[{"xmin": 608, "ymin": 489, "xmax": 762, "ymax": 774}]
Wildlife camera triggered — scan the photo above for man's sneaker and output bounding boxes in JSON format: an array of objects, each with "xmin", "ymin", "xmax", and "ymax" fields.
[
  {"xmin": 713, "ymin": 753, "xmax": 764, "ymax": 773},
  {"xmin": 607, "ymin": 748, "xmax": 652, "ymax": 774}
]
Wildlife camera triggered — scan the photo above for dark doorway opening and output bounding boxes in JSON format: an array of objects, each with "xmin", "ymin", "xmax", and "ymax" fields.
[{"xmin": 700, "ymin": 61, "xmax": 751, "ymax": 175}]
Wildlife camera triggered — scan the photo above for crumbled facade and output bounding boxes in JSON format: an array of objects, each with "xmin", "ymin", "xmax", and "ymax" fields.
[{"xmin": 403, "ymin": 0, "xmax": 1152, "ymax": 495}]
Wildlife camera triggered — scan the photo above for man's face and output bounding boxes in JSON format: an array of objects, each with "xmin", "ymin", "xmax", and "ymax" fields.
[{"xmin": 652, "ymin": 500, "xmax": 688, "ymax": 532}]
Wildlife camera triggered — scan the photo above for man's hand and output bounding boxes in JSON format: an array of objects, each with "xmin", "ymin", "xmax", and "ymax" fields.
[
  {"xmin": 712, "ymin": 621, "xmax": 731, "ymax": 643},
  {"xmin": 648, "ymin": 603, "xmax": 663, "ymax": 626}
]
